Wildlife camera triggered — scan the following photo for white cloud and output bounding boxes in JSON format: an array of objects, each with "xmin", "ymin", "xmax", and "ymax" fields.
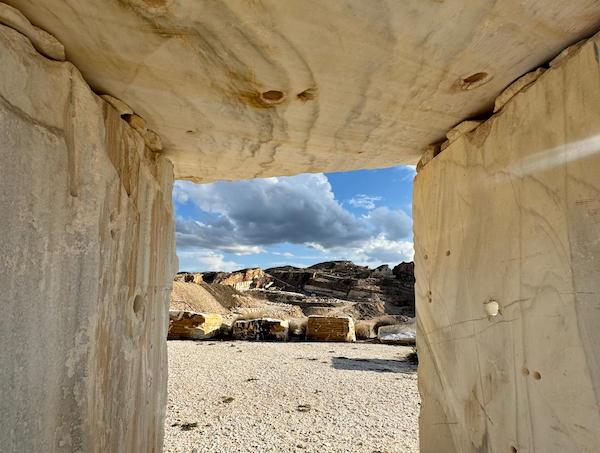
[
  {"xmin": 348, "ymin": 194, "xmax": 382, "ymax": 210},
  {"xmin": 394, "ymin": 165, "xmax": 417, "ymax": 182},
  {"xmin": 177, "ymin": 250, "xmax": 242, "ymax": 272},
  {"xmin": 323, "ymin": 234, "xmax": 414, "ymax": 268},
  {"xmin": 174, "ymin": 173, "xmax": 414, "ymax": 270},
  {"xmin": 222, "ymin": 245, "xmax": 265, "ymax": 255}
]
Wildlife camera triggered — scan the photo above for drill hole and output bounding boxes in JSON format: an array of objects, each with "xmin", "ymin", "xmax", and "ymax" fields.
[
  {"xmin": 297, "ymin": 87, "xmax": 317, "ymax": 101},
  {"xmin": 261, "ymin": 90, "xmax": 285, "ymax": 103},
  {"xmin": 458, "ymin": 72, "xmax": 492, "ymax": 90},
  {"xmin": 533, "ymin": 371, "xmax": 541, "ymax": 380},
  {"xmin": 133, "ymin": 294, "xmax": 145, "ymax": 317}
]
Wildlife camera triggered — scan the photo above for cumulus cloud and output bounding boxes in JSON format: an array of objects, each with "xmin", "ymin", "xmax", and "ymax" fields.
[
  {"xmin": 177, "ymin": 250, "xmax": 242, "ymax": 272},
  {"xmin": 348, "ymin": 194, "xmax": 382, "ymax": 210},
  {"xmin": 367, "ymin": 207, "xmax": 412, "ymax": 241},
  {"xmin": 174, "ymin": 172, "xmax": 413, "ymax": 269}
]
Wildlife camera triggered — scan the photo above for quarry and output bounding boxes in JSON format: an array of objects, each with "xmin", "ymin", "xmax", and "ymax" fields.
[{"xmin": 2, "ymin": 1, "xmax": 600, "ymax": 452}]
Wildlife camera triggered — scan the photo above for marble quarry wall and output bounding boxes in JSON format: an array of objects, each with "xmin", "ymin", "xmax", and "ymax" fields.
[
  {"xmin": 414, "ymin": 34, "xmax": 600, "ymax": 453},
  {"xmin": 0, "ymin": 21, "xmax": 176, "ymax": 453}
]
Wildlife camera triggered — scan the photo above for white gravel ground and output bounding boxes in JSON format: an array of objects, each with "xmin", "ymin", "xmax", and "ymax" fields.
[{"xmin": 165, "ymin": 341, "xmax": 419, "ymax": 453}]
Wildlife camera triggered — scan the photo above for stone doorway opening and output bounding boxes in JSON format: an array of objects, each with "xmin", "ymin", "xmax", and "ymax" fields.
[{"xmin": 164, "ymin": 167, "xmax": 420, "ymax": 452}]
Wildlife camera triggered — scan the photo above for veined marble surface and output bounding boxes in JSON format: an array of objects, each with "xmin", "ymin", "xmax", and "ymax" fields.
[
  {"xmin": 414, "ymin": 33, "xmax": 600, "ymax": 453},
  {"xmin": 5, "ymin": 0, "xmax": 600, "ymax": 181}
]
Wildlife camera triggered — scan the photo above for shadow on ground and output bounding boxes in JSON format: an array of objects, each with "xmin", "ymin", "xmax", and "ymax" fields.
[{"xmin": 331, "ymin": 356, "xmax": 416, "ymax": 374}]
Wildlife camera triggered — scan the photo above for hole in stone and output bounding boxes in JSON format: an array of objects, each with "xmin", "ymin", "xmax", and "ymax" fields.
[
  {"xmin": 261, "ymin": 90, "xmax": 285, "ymax": 102},
  {"xmin": 533, "ymin": 371, "xmax": 541, "ymax": 380},
  {"xmin": 446, "ymin": 250, "xmax": 451, "ymax": 256},
  {"xmin": 297, "ymin": 87, "xmax": 317, "ymax": 101},
  {"xmin": 521, "ymin": 368, "xmax": 530, "ymax": 376},
  {"xmin": 186, "ymin": 130, "xmax": 194, "ymax": 134},
  {"xmin": 511, "ymin": 447, "xmax": 518, "ymax": 453},
  {"xmin": 424, "ymin": 254, "xmax": 428, "ymax": 260},
  {"xmin": 463, "ymin": 72, "xmax": 488, "ymax": 84},
  {"xmin": 133, "ymin": 294, "xmax": 145, "ymax": 317},
  {"xmin": 458, "ymin": 71, "xmax": 492, "ymax": 90}
]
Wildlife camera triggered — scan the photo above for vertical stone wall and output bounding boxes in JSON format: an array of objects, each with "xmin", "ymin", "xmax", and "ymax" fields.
[
  {"xmin": 414, "ymin": 36, "xmax": 600, "ymax": 452},
  {"xmin": 0, "ymin": 23, "xmax": 176, "ymax": 452}
]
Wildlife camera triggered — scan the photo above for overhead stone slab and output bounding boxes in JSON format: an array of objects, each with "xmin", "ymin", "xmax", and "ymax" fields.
[{"xmin": 5, "ymin": 0, "xmax": 600, "ymax": 182}]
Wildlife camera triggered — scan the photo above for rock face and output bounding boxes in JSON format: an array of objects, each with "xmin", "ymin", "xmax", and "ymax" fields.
[
  {"xmin": 268, "ymin": 261, "xmax": 415, "ymax": 316},
  {"xmin": 232, "ymin": 319, "xmax": 289, "ymax": 341},
  {"xmin": 202, "ymin": 268, "xmax": 272, "ymax": 291},
  {"xmin": 0, "ymin": 22, "xmax": 176, "ymax": 453},
  {"xmin": 306, "ymin": 316, "xmax": 356, "ymax": 342},
  {"xmin": 168, "ymin": 311, "xmax": 223, "ymax": 340},
  {"xmin": 176, "ymin": 268, "xmax": 272, "ymax": 291},
  {"xmin": 414, "ymin": 35, "xmax": 600, "ymax": 453},
  {"xmin": 5, "ymin": 1, "xmax": 600, "ymax": 182}
]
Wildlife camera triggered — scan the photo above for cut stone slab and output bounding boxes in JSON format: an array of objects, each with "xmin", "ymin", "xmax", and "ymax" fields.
[
  {"xmin": 168, "ymin": 311, "xmax": 223, "ymax": 340},
  {"xmin": 378, "ymin": 322, "xmax": 416, "ymax": 346},
  {"xmin": 6, "ymin": 0, "xmax": 600, "ymax": 181},
  {"xmin": 231, "ymin": 318, "xmax": 289, "ymax": 341},
  {"xmin": 306, "ymin": 316, "xmax": 356, "ymax": 342},
  {"xmin": 414, "ymin": 33, "xmax": 600, "ymax": 452},
  {"xmin": 0, "ymin": 22, "xmax": 176, "ymax": 452},
  {"xmin": 493, "ymin": 68, "xmax": 546, "ymax": 112}
]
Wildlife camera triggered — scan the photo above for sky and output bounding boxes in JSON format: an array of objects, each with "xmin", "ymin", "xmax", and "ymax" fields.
[{"xmin": 173, "ymin": 165, "xmax": 416, "ymax": 272}]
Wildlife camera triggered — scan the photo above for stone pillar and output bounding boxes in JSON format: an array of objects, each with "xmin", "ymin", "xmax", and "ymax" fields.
[
  {"xmin": 0, "ymin": 23, "xmax": 176, "ymax": 453},
  {"xmin": 414, "ymin": 36, "xmax": 600, "ymax": 452}
]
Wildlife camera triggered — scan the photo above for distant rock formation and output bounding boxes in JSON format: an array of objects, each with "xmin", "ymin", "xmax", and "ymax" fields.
[
  {"xmin": 175, "ymin": 267, "xmax": 272, "ymax": 291},
  {"xmin": 173, "ymin": 260, "xmax": 415, "ymax": 320},
  {"xmin": 266, "ymin": 261, "xmax": 415, "ymax": 316}
]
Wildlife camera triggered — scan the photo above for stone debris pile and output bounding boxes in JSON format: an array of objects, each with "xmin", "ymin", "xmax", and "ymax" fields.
[{"xmin": 167, "ymin": 310, "xmax": 417, "ymax": 345}]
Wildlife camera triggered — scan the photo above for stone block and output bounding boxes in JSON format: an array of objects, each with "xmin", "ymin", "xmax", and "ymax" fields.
[
  {"xmin": 231, "ymin": 318, "xmax": 289, "ymax": 341},
  {"xmin": 0, "ymin": 23, "xmax": 176, "ymax": 452},
  {"xmin": 168, "ymin": 311, "xmax": 223, "ymax": 340},
  {"xmin": 306, "ymin": 316, "xmax": 356, "ymax": 342},
  {"xmin": 414, "ymin": 34, "xmax": 600, "ymax": 453},
  {"xmin": 377, "ymin": 323, "xmax": 416, "ymax": 345}
]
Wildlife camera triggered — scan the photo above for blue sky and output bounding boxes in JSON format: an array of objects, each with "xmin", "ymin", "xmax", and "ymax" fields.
[{"xmin": 173, "ymin": 165, "xmax": 415, "ymax": 271}]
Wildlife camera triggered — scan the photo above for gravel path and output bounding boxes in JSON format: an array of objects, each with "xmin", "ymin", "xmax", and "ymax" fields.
[{"xmin": 165, "ymin": 341, "xmax": 419, "ymax": 453}]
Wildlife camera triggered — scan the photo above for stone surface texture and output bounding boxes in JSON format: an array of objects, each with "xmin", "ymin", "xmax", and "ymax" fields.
[
  {"xmin": 414, "ymin": 34, "xmax": 600, "ymax": 453},
  {"xmin": 0, "ymin": 23, "xmax": 176, "ymax": 453},
  {"xmin": 4, "ymin": 0, "xmax": 600, "ymax": 181},
  {"xmin": 306, "ymin": 316, "xmax": 356, "ymax": 342},
  {"xmin": 168, "ymin": 311, "xmax": 223, "ymax": 340}
]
